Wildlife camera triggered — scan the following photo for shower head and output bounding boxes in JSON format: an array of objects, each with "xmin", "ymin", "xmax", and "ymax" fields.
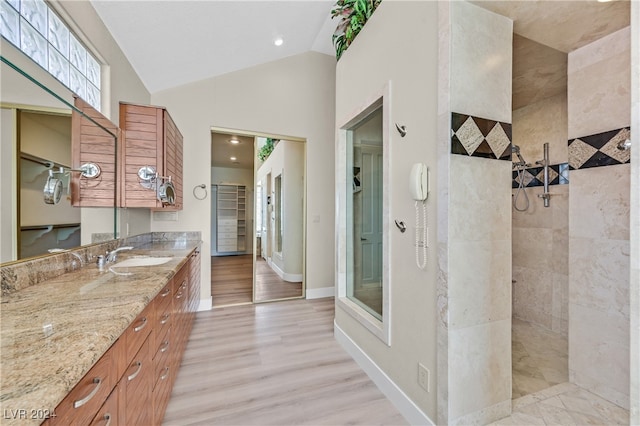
[{"xmin": 511, "ymin": 145, "xmax": 530, "ymax": 169}]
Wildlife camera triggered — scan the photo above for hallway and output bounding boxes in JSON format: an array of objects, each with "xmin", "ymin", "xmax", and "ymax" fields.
[{"xmin": 162, "ymin": 298, "xmax": 406, "ymax": 425}]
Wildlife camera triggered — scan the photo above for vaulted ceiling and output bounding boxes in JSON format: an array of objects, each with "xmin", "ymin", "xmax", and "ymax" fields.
[{"xmin": 91, "ymin": 1, "xmax": 336, "ymax": 94}]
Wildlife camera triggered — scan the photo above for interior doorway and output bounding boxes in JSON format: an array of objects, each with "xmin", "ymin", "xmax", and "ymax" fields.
[{"xmin": 210, "ymin": 128, "xmax": 306, "ymax": 307}]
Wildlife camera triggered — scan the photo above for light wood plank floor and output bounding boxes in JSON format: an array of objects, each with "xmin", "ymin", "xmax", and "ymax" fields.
[
  {"xmin": 211, "ymin": 255, "xmax": 253, "ymax": 306},
  {"xmin": 211, "ymin": 255, "xmax": 303, "ymax": 307},
  {"xmin": 163, "ymin": 298, "xmax": 407, "ymax": 425}
]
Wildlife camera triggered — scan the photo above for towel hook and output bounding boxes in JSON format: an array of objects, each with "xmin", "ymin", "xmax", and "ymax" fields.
[{"xmin": 193, "ymin": 184, "xmax": 207, "ymax": 200}]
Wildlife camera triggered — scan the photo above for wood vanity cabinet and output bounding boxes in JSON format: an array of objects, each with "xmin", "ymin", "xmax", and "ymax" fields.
[
  {"xmin": 71, "ymin": 96, "xmax": 120, "ymax": 207},
  {"xmin": 119, "ymin": 102, "xmax": 183, "ymax": 210},
  {"xmin": 48, "ymin": 252, "xmax": 199, "ymax": 426}
]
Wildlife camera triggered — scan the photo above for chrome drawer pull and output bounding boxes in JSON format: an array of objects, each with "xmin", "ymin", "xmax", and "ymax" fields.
[
  {"xmin": 160, "ymin": 288, "xmax": 170, "ymax": 297},
  {"xmin": 133, "ymin": 317, "xmax": 147, "ymax": 332},
  {"xmin": 103, "ymin": 413, "xmax": 111, "ymax": 426},
  {"xmin": 160, "ymin": 341, "xmax": 170, "ymax": 353},
  {"xmin": 160, "ymin": 367, "xmax": 170, "ymax": 380},
  {"xmin": 160, "ymin": 313, "xmax": 170, "ymax": 324},
  {"xmin": 176, "ymin": 292, "xmax": 183, "ymax": 299},
  {"xmin": 73, "ymin": 377, "xmax": 102, "ymax": 408},
  {"xmin": 127, "ymin": 361, "xmax": 142, "ymax": 381}
]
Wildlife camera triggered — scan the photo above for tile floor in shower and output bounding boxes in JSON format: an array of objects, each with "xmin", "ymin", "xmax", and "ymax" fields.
[{"xmin": 497, "ymin": 318, "xmax": 630, "ymax": 425}]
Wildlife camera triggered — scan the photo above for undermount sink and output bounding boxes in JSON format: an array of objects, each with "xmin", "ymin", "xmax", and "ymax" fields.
[{"xmin": 112, "ymin": 256, "xmax": 173, "ymax": 268}]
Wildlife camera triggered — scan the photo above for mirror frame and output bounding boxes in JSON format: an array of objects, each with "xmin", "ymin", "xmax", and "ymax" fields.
[{"xmin": 336, "ymin": 83, "xmax": 392, "ymax": 345}]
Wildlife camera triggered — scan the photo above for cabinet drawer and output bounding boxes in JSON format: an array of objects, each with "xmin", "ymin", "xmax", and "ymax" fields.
[
  {"xmin": 52, "ymin": 346, "xmax": 115, "ymax": 425},
  {"xmin": 123, "ymin": 303, "xmax": 153, "ymax": 362},
  {"xmin": 120, "ymin": 338, "xmax": 152, "ymax": 426},
  {"xmin": 88, "ymin": 386, "xmax": 119, "ymax": 426}
]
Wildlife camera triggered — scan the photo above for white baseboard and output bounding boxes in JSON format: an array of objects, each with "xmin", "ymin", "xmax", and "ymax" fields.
[
  {"xmin": 334, "ymin": 322, "xmax": 435, "ymax": 426},
  {"xmin": 198, "ymin": 297, "xmax": 213, "ymax": 311},
  {"xmin": 267, "ymin": 258, "xmax": 302, "ymax": 282},
  {"xmin": 306, "ymin": 286, "xmax": 335, "ymax": 299}
]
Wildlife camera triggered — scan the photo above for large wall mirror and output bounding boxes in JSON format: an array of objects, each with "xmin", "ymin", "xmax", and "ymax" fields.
[
  {"xmin": 210, "ymin": 131, "xmax": 305, "ymax": 307},
  {"xmin": 0, "ymin": 55, "xmax": 118, "ymax": 264},
  {"xmin": 337, "ymin": 87, "xmax": 390, "ymax": 344}
]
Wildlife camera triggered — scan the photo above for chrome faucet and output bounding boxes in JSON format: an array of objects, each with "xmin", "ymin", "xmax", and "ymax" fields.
[{"xmin": 106, "ymin": 246, "xmax": 133, "ymax": 263}]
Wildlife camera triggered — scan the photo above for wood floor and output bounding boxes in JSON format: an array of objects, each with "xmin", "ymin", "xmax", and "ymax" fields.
[
  {"xmin": 211, "ymin": 255, "xmax": 303, "ymax": 307},
  {"xmin": 163, "ymin": 298, "xmax": 407, "ymax": 425}
]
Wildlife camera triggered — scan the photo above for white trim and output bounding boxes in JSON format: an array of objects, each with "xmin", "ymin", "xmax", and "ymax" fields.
[
  {"xmin": 267, "ymin": 258, "xmax": 302, "ymax": 282},
  {"xmin": 306, "ymin": 286, "xmax": 334, "ymax": 299},
  {"xmin": 335, "ymin": 82, "xmax": 392, "ymax": 346},
  {"xmin": 334, "ymin": 322, "xmax": 435, "ymax": 426},
  {"xmin": 198, "ymin": 297, "xmax": 213, "ymax": 311}
]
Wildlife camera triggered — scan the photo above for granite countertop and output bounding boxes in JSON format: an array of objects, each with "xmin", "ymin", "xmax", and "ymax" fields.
[{"xmin": 0, "ymin": 241, "xmax": 200, "ymax": 426}]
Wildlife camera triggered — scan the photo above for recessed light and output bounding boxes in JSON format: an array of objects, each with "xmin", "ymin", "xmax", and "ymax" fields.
[
  {"xmin": 230, "ymin": 138, "xmax": 239, "ymax": 144},
  {"xmin": 230, "ymin": 156, "xmax": 237, "ymax": 161},
  {"xmin": 274, "ymin": 37, "xmax": 284, "ymax": 47}
]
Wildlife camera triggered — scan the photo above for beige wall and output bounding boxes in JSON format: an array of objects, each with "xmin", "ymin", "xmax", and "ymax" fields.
[
  {"xmin": 567, "ymin": 26, "xmax": 631, "ymax": 409},
  {"xmin": 256, "ymin": 140, "xmax": 304, "ymax": 278},
  {"xmin": 512, "ymin": 93, "xmax": 569, "ymax": 336},
  {"xmin": 151, "ymin": 52, "xmax": 336, "ymax": 305},
  {"xmin": 335, "ymin": 1, "xmax": 439, "ymax": 420},
  {"xmin": 441, "ymin": 2, "xmax": 513, "ymax": 424}
]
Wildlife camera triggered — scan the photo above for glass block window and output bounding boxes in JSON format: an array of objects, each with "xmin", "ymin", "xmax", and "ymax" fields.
[{"xmin": 1, "ymin": 0, "xmax": 102, "ymax": 111}]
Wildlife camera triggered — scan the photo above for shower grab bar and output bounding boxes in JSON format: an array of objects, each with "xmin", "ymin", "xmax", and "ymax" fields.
[{"xmin": 536, "ymin": 143, "xmax": 551, "ymax": 208}]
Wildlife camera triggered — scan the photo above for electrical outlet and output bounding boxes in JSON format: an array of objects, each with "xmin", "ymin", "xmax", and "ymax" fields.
[{"xmin": 418, "ymin": 363, "xmax": 430, "ymax": 392}]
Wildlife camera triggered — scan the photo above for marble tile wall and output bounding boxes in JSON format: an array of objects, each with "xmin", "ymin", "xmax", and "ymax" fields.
[
  {"xmin": 512, "ymin": 185, "xmax": 569, "ymax": 337},
  {"xmin": 512, "ymin": 87, "xmax": 569, "ymax": 338},
  {"xmin": 567, "ymin": 25, "xmax": 631, "ymax": 410},
  {"xmin": 443, "ymin": 2, "xmax": 513, "ymax": 424}
]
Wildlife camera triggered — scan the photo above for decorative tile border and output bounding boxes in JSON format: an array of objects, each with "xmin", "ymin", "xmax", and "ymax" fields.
[
  {"xmin": 451, "ymin": 112, "xmax": 512, "ymax": 160},
  {"xmin": 568, "ymin": 127, "xmax": 631, "ymax": 169},
  {"xmin": 512, "ymin": 163, "xmax": 569, "ymax": 188}
]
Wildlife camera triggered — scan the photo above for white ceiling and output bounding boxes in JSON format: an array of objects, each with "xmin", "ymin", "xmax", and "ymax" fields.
[{"xmin": 91, "ymin": 0, "xmax": 336, "ymax": 94}]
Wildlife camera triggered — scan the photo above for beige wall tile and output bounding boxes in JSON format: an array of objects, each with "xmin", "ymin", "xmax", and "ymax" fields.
[
  {"xmin": 569, "ymin": 238, "xmax": 630, "ymax": 318},
  {"xmin": 569, "ymin": 304, "xmax": 630, "ymax": 409},
  {"xmin": 513, "ymin": 93, "xmax": 568, "ymax": 165},
  {"xmin": 450, "ymin": 1, "xmax": 513, "ymax": 123},
  {"xmin": 569, "ymin": 165, "xmax": 631, "ymax": 241},
  {"xmin": 449, "ymin": 240, "xmax": 511, "ymax": 329},
  {"xmin": 449, "ymin": 319, "xmax": 512, "ymax": 420},
  {"xmin": 568, "ymin": 28, "xmax": 631, "ymax": 138}
]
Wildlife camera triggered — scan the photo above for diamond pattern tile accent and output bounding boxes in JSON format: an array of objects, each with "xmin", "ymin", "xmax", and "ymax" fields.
[
  {"xmin": 455, "ymin": 116, "xmax": 484, "ymax": 155},
  {"xmin": 600, "ymin": 128, "xmax": 631, "ymax": 164},
  {"xmin": 536, "ymin": 167, "xmax": 559, "ymax": 184},
  {"xmin": 568, "ymin": 127, "xmax": 631, "ymax": 170},
  {"xmin": 486, "ymin": 123, "xmax": 511, "ymax": 159},
  {"xmin": 451, "ymin": 112, "xmax": 512, "ymax": 160},
  {"xmin": 568, "ymin": 138, "xmax": 598, "ymax": 169},
  {"xmin": 512, "ymin": 163, "xmax": 570, "ymax": 188}
]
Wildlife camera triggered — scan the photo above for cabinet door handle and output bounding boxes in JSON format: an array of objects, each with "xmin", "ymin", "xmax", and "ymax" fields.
[
  {"xmin": 160, "ymin": 341, "xmax": 169, "ymax": 353},
  {"xmin": 176, "ymin": 292, "xmax": 183, "ymax": 299},
  {"xmin": 73, "ymin": 377, "xmax": 102, "ymax": 408},
  {"xmin": 160, "ymin": 288, "xmax": 170, "ymax": 297},
  {"xmin": 160, "ymin": 366, "xmax": 170, "ymax": 381},
  {"xmin": 133, "ymin": 317, "xmax": 147, "ymax": 332},
  {"xmin": 102, "ymin": 413, "xmax": 112, "ymax": 426},
  {"xmin": 127, "ymin": 361, "xmax": 142, "ymax": 381},
  {"xmin": 160, "ymin": 313, "xmax": 170, "ymax": 324}
]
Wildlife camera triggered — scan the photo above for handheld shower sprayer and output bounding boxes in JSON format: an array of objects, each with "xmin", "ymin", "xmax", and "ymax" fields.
[{"xmin": 512, "ymin": 145, "xmax": 530, "ymax": 169}]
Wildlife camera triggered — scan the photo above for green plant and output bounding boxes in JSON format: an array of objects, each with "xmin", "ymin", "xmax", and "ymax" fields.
[
  {"xmin": 331, "ymin": 0, "xmax": 381, "ymax": 60},
  {"xmin": 257, "ymin": 138, "xmax": 279, "ymax": 162}
]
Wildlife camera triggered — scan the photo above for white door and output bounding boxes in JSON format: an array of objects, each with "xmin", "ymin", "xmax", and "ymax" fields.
[{"xmin": 358, "ymin": 145, "xmax": 383, "ymax": 286}]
